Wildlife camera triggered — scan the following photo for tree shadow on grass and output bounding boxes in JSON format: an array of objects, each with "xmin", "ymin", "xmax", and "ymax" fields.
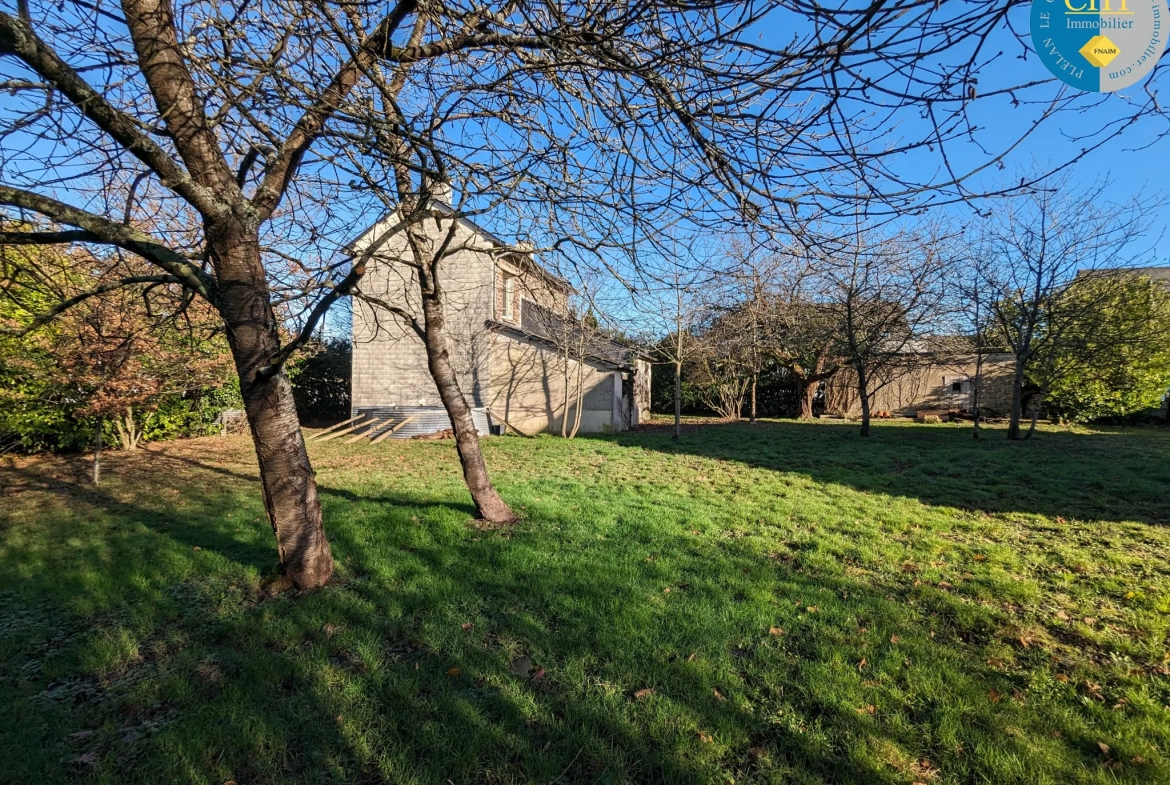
[
  {"xmin": 1, "ymin": 438, "xmax": 1165, "ymax": 784},
  {"xmin": 0, "ymin": 463, "xmax": 275, "ymax": 610},
  {"xmin": 606, "ymin": 420, "xmax": 1170, "ymax": 526}
]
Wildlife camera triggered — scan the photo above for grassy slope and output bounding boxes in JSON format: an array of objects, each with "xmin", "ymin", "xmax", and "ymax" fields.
[{"xmin": 1, "ymin": 420, "xmax": 1169, "ymax": 785}]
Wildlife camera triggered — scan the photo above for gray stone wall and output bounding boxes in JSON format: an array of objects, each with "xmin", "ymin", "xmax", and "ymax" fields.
[{"xmin": 350, "ymin": 212, "xmax": 495, "ymax": 409}]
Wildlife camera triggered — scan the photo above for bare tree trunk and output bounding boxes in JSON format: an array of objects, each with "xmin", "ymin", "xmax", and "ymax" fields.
[
  {"xmin": 419, "ymin": 291, "xmax": 515, "ymax": 523},
  {"xmin": 218, "ymin": 232, "xmax": 334, "ymax": 591},
  {"xmin": 857, "ymin": 366, "xmax": 872, "ymax": 438},
  {"xmin": 561, "ymin": 352, "xmax": 571, "ymax": 438},
  {"xmin": 1024, "ymin": 388, "xmax": 1046, "ymax": 440},
  {"xmin": 569, "ymin": 361, "xmax": 584, "ymax": 439},
  {"xmin": 1007, "ymin": 359, "xmax": 1026, "ymax": 440},
  {"xmin": 672, "ymin": 359, "xmax": 683, "ymax": 440},
  {"xmin": 92, "ymin": 418, "xmax": 102, "ymax": 486},
  {"xmin": 972, "ymin": 348, "xmax": 984, "ymax": 440},
  {"xmin": 749, "ymin": 373, "xmax": 758, "ymax": 423},
  {"xmin": 797, "ymin": 377, "xmax": 816, "ymax": 419},
  {"xmin": 116, "ymin": 406, "xmax": 141, "ymax": 450}
]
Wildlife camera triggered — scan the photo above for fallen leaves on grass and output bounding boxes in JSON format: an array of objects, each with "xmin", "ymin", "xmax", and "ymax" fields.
[
  {"xmin": 989, "ymin": 689, "xmax": 1003, "ymax": 703},
  {"xmin": 633, "ymin": 687, "xmax": 655, "ymax": 700},
  {"xmin": 768, "ymin": 627, "xmax": 784, "ymax": 636},
  {"xmin": 911, "ymin": 758, "xmax": 936, "ymax": 781},
  {"xmin": 890, "ymin": 635, "xmax": 901, "ymax": 644},
  {"xmin": 713, "ymin": 689, "xmax": 727, "ymax": 702},
  {"xmin": 461, "ymin": 622, "xmax": 474, "ymax": 631},
  {"xmin": 698, "ymin": 732, "xmax": 713, "ymax": 743},
  {"xmin": 447, "ymin": 667, "xmax": 460, "ymax": 676},
  {"xmin": 857, "ymin": 704, "xmax": 876, "ymax": 715}
]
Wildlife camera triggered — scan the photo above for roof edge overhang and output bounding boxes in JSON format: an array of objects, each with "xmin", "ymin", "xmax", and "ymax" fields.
[
  {"xmin": 485, "ymin": 319, "xmax": 642, "ymax": 372},
  {"xmin": 342, "ymin": 202, "xmax": 574, "ymax": 294}
]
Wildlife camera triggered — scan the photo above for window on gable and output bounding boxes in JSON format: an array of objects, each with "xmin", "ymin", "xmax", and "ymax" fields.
[
  {"xmin": 504, "ymin": 276, "xmax": 515, "ymax": 320},
  {"xmin": 951, "ymin": 381, "xmax": 963, "ymax": 392}
]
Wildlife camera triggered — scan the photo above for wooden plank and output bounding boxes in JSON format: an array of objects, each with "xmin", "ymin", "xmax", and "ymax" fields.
[
  {"xmin": 369, "ymin": 415, "xmax": 415, "ymax": 445},
  {"xmin": 316, "ymin": 417, "xmax": 370, "ymax": 442},
  {"xmin": 305, "ymin": 414, "xmax": 362, "ymax": 441},
  {"xmin": 487, "ymin": 408, "xmax": 534, "ymax": 438},
  {"xmin": 344, "ymin": 419, "xmax": 384, "ymax": 444}
]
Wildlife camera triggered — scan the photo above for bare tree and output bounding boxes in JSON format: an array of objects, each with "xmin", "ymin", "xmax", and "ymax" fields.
[
  {"xmin": 952, "ymin": 256, "xmax": 1003, "ymax": 439},
  {"xmin": 722, "ymin": 237, "xmax": 778, "ymax": 423},
  {"xmin": 349, "ymin": 180, "xmax": 517, "ymax": 522},
  {"xmin": 974, "ymin": 184, "xmax": 1151, "ymax": 439},
  {"xmin": 628, "ymin": 244, "xmax": 712, "ymax": 440},
  {"xmin": 816, "ymin": 225, "xmax": 952, "ymax": 437},
  {"xmin": 658, "ymin": 273, "xmax": 708, "ymax": 440},
  {"xmin": 688, "ymin": 308, "xmax": 752, "ymax": 420},
  {"xmin": 760, "ymin": 264, "xmax": 844, "ymax": 420},
  {"xmin": 530, "ymin": 287, "xmax": 608, "ymax": 440}
]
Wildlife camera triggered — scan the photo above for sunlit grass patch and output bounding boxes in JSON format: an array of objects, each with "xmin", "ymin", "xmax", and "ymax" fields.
[{"xmin": 1, "ymin": 419, "xmax": 1168, "ymax": 783}]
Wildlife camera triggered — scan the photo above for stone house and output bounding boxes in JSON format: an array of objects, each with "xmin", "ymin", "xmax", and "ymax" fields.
[{"xmin": 346, "ymin": 196, "xmax": 651, "ymax": 437}]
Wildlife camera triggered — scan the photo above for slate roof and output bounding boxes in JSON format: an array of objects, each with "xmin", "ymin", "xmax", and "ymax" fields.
[{"xmin": 486, "ymin": 299, "xmax": 649, "ymax": 371}]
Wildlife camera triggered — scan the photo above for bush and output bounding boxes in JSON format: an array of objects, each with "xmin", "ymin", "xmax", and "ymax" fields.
[{"xmin": 290, "ymin": 338, "xmax": 351, "ymax": 424}]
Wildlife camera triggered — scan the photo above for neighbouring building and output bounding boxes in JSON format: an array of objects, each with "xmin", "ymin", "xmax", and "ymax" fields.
[
  {"xmin": 823, "ymin": 348, "xmax": 1016, "ymax": 419},
  {"xmin": 346, "ymin": 194, "xmax": 651, "ymax": 437}
]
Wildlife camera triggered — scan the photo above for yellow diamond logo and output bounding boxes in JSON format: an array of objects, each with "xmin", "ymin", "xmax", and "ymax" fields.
[{"xmin": 1079, "ymin": 35, "xmax": 1121, "ymax": 68}]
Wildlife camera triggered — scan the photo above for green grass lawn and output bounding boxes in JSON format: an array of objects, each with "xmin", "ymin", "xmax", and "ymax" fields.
[{"xmin": 2, "ymin": 419, "xmax": 1170, "ymax": 785}]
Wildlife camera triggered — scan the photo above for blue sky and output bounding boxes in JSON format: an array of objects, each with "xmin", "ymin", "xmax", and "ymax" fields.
[{"xmin": 4, "ymin": 0, "xmax": 1167, "ymax": 341}]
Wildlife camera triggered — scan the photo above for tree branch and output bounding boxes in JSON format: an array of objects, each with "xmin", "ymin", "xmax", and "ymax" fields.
[
  {"xmin": 118, "ymin": 0, "xmax": 240, "ymax": 204},
  {"xmin": 0, "ymin": 274, "xmax": 180, "ymax": 337},
  {"xmin": 353, "ymin": 290, "xmax": 425, "ymax": 341},
  {"xmin": 0, "ymin": 184, "xmax": 217, "ymax": 302},
  {"xmin": 256, "ymin": 255, "xmax": 374, "ymax": 379},
  {"xmin": 253, "ymin": 0, "xmax": 418, "ymax": 221},
  {"xmin": 0, "ymin": 229, "xmax": 94, "ymax": 244},
  {"xmin": 0, "ymin": 11, "xmax": 222, "ymax": 217}
]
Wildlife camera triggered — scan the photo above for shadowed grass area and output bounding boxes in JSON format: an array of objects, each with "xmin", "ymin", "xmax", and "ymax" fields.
[{"xmin": 1, "ymin": 419, "xmax": 1169, "ymax": 784}]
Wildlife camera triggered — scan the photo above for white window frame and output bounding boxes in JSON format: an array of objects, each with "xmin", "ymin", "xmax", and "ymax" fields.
[{"xmin": 504, "ymin": 275, "xmax": 515, "ymax": 320}]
